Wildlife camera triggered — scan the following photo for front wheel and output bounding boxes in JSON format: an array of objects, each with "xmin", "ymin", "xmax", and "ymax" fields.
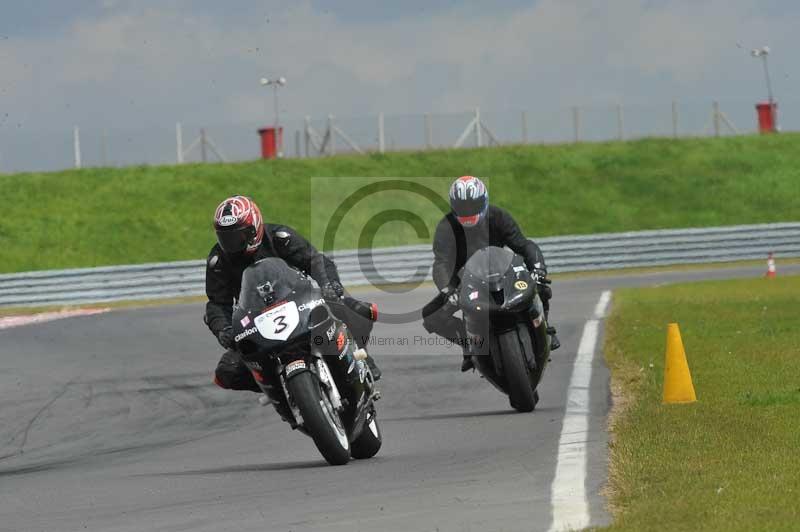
[
  {"xmin": 350, "ymin": 410, "xmax": 382, "ymax": 459},
  {"xmin": 497, "ymin": 330, "xmax": 537, "ymax": 412},
  {"xmin": 287, "ymin": 371, "xmax": 351, "ymax": 465}
]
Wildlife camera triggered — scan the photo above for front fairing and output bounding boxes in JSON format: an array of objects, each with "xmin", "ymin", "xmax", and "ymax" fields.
[
  {"xmin": 459, "ymin": 246, "xmax": 537, "ymax": 316},
  {"xmin": 231, "ymin": 258, "xmax": 329, "ymax": 355}
]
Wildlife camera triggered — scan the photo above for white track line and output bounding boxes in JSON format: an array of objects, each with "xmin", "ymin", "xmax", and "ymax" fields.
[{"xmin": 549, "ymin": 290, "xmax": 612, "ymax": 532}]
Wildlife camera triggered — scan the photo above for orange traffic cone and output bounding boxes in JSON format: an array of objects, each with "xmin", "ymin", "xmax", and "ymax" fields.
[
  {"xmin": 766, "ymin": 252, "xmax": 776, "ymax": 278},
  {"xmin": 663, "ymin": 323, "xmax": 697, "ymax": 404}
]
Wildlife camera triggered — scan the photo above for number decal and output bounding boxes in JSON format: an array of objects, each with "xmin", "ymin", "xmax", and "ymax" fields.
[{"xmin": 254, "ymin": 301, "xmax": 299, "ymax": 341}]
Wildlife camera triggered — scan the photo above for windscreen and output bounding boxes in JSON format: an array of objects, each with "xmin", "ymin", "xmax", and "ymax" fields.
[
  {"xmin": 238, "ymin": 258, "xmax": 307, "ymax": 311},
  {"xmin": 463, "ymin": 246, "xmax": 515, "ymax": 283}
]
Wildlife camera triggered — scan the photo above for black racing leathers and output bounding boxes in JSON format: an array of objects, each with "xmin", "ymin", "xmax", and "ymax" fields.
[
  {"xmin": 204, "ymin": 224, "xmax": 338, "ymax": 339},
  {"xmin": 431, "ymin": 205, "xmax": 546, "ymax": 292},
  {"xmin": 423, "ymin": 205, "xmax": 551, "ymax": 350}
]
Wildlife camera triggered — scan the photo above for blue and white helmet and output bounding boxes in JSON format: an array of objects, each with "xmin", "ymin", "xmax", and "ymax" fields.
[{"xmin": 449, "ymin": 176, "xmax": 488, "ymax": 227}]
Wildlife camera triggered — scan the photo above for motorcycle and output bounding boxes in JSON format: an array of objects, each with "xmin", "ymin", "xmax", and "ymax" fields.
[
  {"xmin": 231, "ymin": 257, "xmax": 382, "ymax": 465},
  {"xmin": 457, "ymin": 246, "xmax": 551, "ymax": 412}
]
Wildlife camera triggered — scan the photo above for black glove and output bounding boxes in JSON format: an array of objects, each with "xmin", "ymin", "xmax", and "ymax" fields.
[
  {"xmin": 322, "ymin": 281, "xmax": 344, "ymax": 301},
  {"xmin": 216, "ymin": 325, "xmax": 234, "ymax": 349},
  {"xmin": 539, "ymin": 283, "xmax": 553, "ymax": 301},
  {"xmin": 442, "ymin": 286, "xmax": 459, "ymax": 309}
]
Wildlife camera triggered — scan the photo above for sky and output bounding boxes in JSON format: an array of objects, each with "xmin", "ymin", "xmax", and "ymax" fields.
[{"xmin": 1, "ymin": 0, "xmax": 798, "ymax": 170}]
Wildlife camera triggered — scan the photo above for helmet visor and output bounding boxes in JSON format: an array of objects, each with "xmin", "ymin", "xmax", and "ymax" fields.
[
  {"xmin": 457, "ymin": 214, "xmax": 482, "ymax": 227},
  {"xmin": 216, "ymin": 226, "xmax": 253, "ymax": 254},
  {"xmin": 451, "ymin": 196, "xmax": 487, "ymax": 217}
]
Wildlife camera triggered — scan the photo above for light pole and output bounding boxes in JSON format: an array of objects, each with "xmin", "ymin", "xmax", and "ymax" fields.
[
  {"xmin": 751, "ymin": 46, "xmax": 776, "ymax": 130},
  {"xmin": 260, "ymin": 76, "xmax": 286, "ymax": 154}
]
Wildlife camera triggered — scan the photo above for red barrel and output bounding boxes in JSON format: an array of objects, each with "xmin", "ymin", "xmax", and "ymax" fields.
[
  {"xmin": 755, "ymin": 102, "xmax": 777, "ymax": 133},
  {"xmin": 258, "ymin": 127, "xmax": 283, "ymax": 159}
]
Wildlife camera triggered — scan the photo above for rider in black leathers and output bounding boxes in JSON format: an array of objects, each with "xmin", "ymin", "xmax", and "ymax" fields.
[
  {"xmin": 422, "ymin": 176, "xmax": 560, "ymax": 372},
  {"xmin": 205, "ymin": 195, "xmax": 380, "ymax": 392}
]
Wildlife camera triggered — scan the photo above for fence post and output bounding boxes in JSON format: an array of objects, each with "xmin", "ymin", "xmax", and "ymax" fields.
[
  {"xmin": 73, "ymin": 126, "xmax": 82, "ymax": 169},
  {"xmin": 176, "ymin": 123, "xmax": 184, "ymax": 164},
  {"xmin": 304, "ymin": 116, "xmax": 311, "ymax": 157},
  {"xmin": 424, "ymin": 113, "xmax": 433, "ymax": 149},
  {"xmin": 616, "ymin": 103, "xmax": 625, "ymax": 141},
  {"xmin": 474, "ymin": 107, "xmax": 483, "ymax": 147},
  {"xmin": 521, "ymin": 111, "xmax": 528, "ymax": 143},
  {"xmin": 712, "ymin": 101, "xmax": 720, "ymax": 138},
  {"xmin": 378, "ymin": 112, "xmax": 385, "ymax": 154},
  {"xmin": 672, "ymin": 101, "xmax": 678, "ymax": 138},
  {"xmin": 328, "ymin": 115, "xmax": 336, "ymax": 155},
  {"xmin": 572, "ymin": 107, "xmax": 581, "ymax": 143},
  {"xmin": 200, "ymin": 128, "xmax": 207, "ymax": 162},
  {"xmin": 295, "ymin": 130, "xmax": 301, "ymax": 158}
]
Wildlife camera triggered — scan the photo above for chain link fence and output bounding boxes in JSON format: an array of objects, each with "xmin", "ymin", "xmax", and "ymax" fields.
[{"xmin": 1, "ymin": 99, "xmax": 797, "ymax": 173}]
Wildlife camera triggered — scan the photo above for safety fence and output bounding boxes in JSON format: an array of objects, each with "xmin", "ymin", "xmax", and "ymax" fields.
[
  {"xmin": 6, "ymin": 98, "xmax": 799, "ymax": 173},
  {"xmin": 1, "ymin": 222, "xmax": 798, "ymax": 307}
]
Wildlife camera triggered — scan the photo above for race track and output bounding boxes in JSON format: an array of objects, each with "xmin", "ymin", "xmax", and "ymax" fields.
[{"xmin": 2, "ymin": 265, "xmax": 796, "ymax": 532}]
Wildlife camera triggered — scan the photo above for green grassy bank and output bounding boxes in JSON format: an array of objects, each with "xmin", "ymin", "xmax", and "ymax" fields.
[
  {"xmin": 603, "ymin": 275, "xmax": 800, "ymax": 531},
  {"xmin": 2, "ymin": 134, "xmax": 799, "ymax": 273}
]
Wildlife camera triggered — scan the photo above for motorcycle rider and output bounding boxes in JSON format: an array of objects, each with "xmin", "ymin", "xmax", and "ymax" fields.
[
  {"xmin": 422, "ymin": 176, "xmax": 560, "ymax": 372},
  {"xmin": 205, "ymin": 195, "xmax": 381, "ymax": 394}
]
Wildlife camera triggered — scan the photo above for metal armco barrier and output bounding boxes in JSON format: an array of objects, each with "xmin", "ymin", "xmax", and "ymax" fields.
[{"xmin": 2, "ymin": 222, "xmax": 799, "ymax": 308}]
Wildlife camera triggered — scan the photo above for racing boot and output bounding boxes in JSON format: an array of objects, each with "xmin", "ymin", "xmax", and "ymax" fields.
[
  {"xmin": 548, "ymin": 326, "xmax": 561, "ymax": 351},
  {"xmin": 365, "ymin": 354, "xmax": 382, "ymax": 381},
  {"xmin": 460, "ymin": 335, "xmax": 474, "ymax": 372},
  {"xmin": 543, "ymin": 309, "xmax": 560, "ymax": 351},
  {"xmin": 259, "ymin": 381, "xmax": 297, "ymax": 427}
]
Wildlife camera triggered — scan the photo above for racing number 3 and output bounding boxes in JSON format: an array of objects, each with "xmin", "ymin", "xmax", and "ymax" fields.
[
  {"xmin": 254, "ymin": 300, "xmax": 300, "ymax": 341},
  {"xmin": 273, "ymin": 314, "xmax": 288, "ymax": 333}
]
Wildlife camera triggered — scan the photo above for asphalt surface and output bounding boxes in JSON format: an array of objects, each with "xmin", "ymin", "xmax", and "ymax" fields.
[{"xmin": 1, "ymin": 264, "xmax": 796, "ymax": 532}]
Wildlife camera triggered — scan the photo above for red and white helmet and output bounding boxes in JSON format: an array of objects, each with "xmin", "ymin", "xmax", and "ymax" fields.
[
  {"xmin": 213, "ymin": 196, "xmax": 264, "ymax": 254},
  {"xmin": 449, "ymin": 176, "xmax": 488, "ymax": 227}
]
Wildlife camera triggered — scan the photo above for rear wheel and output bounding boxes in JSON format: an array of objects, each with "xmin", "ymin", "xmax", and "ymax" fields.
[
  {"xmin": 497, "ymin": 330, "xmax": 537, "ymax": 412},
  {"xmin": 350, "ymin": 410, "xmax": 382, "ymax": 459},
  {"xmin": 287, "ymin": 371, "xmax": 351, "ymax": 465}
]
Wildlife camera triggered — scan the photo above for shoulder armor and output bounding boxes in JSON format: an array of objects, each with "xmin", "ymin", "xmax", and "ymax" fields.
[{"xmin": 271, "ymin": 227, "xmax": 292, "ymax": 247}]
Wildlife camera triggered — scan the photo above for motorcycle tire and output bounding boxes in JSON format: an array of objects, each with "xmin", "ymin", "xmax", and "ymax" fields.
[
  {"xmin": 498, "ymin": 330, "xmax": 537, "ymax": 413},
  {"xmin": 287, "ymin": 370, "xmax": 351, "ymax": 465},
  {"xmin": 350, "ymin": 410, "xmax": 382, "ymax": 459}
]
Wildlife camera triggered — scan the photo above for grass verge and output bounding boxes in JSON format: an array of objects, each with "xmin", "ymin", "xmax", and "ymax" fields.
[
  {"xmin": 1, "ymin": 134, "xmax": 799, "ymax": 273},
  {"xmin": 603, "ymin": 274, "xmax": 800, "ymax": 531}
]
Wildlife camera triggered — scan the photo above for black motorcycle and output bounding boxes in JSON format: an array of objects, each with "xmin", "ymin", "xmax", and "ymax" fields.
[
  {"xmin": 458, "ymin": 246, "xmax": 551, "ymax": 412},
  {"xmin": 231, "ymin": 258, "xmax": 382, "ymax": 465}
]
